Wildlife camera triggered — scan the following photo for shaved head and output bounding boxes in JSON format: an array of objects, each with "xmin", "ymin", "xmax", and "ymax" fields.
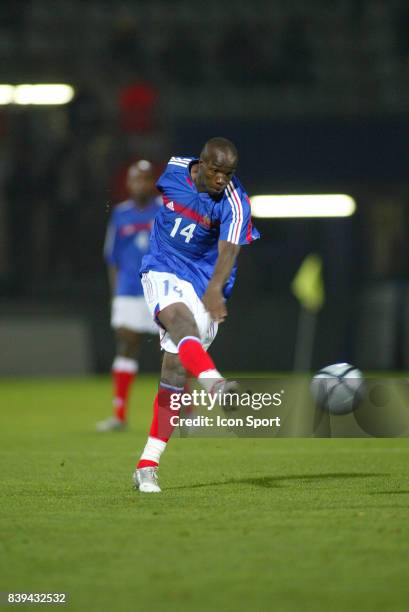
[
  {"xmin": 200, "ymin": 137, "xmax": 238, "ymax": 166},
  {"xmin": 127, "ymin": 159, "xmax": 156, "ymax": 205},
  {"xmin": 195, "ymin": 137, "xmax": 238, "ymax": 197},
  {"xmin": 127, "ymin": 159, "xmax": 155, "ymax": 179}
]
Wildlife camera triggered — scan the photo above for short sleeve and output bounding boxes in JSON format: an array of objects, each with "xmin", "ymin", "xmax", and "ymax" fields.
[
  {"xmin": 156, "ymin": 156, "xmax": 196, "ymax": 197},
  {"xmin": 219, "ymin": 182, "xmax": 260, "ymax": 245},
  {"xmin": 103, "ymin": 215, "xmax": 119, "ymax": 264}
]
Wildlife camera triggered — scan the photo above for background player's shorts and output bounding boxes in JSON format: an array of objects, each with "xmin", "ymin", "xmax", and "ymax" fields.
[
  {"xmin": 111, "ymin": 296, "xmax": 158, "ymax": 334},
  {"xmin": 141, "ymin": 271, "xmax": 218, "ymax": 354}
]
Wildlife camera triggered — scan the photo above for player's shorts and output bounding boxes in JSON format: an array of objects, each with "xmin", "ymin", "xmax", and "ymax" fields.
[
  {"xmin": 141, "ymin": 271, "xmax": 218, "ymax": 354},
  {"xmin": 111, "ymin": 296, "xmax": 158, "ymax": 334}
]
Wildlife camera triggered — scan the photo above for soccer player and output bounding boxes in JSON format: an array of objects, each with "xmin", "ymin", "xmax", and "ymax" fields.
[
  {"xmin": 133, "ymin": 137, "xmax": 260, "ymax": 492},
  {"xmin": 97, "ymin": 160, "xmax": 160, "ymax": 432}
]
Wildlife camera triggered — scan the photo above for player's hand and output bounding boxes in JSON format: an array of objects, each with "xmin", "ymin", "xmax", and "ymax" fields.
[{"xmin": 202, "ymin": 286, "xmax": 227, "ymax": 323}]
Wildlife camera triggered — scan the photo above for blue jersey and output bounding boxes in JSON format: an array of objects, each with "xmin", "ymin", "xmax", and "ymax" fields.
[
  {"xmin": 104, "ymin": 197, "xmax": 160, "ymax": 296},
  {"xmin": 141, "ymin": 156, "xmax": 259, "ymax": 299}
]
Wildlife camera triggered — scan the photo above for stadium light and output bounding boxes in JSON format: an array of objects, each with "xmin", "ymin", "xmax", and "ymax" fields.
[
  {"xmin": 0, "ymin": 85, "xmax": 14, "ymax": 105},
  {"xmin": 0, "ymin": 84, "xmax": 74, "ymax": 105},
  {"xmin": 251, "ymin": 194, "xmax": 356, "ymax": 218}
]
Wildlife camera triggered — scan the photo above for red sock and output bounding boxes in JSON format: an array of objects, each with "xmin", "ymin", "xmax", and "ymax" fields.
[
  {"xmin": 151, "ymin": 384, "xmax": 182, "ymax": 441},
  {"xmin": 112, "ymin": 357, "xmax": 138, "ymax": 421},
  {"xmin": 178, "ymin": 337, "xmax": 217, "ymax": 378},
  {"xmin": 137, "ymin": 383, "xmax": 183, "ymax": 468}
]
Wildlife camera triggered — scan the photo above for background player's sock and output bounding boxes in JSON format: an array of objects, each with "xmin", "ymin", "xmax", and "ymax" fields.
[
  {"xmin": 178, "ymin": 337, "xmax": 223, "ymax": 391},
  {"xmin": 112, "ymin": 356, "xmax": 138, "ymax": 422},
  {"xmin": 137, "ymin": 383, "xmax": 183, "ymax": 468}
]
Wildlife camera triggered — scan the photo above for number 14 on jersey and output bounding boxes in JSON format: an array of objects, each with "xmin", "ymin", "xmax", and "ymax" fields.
[{"xmin": 170, "ymin": 217, "xmax": 196, "ymax": 243}]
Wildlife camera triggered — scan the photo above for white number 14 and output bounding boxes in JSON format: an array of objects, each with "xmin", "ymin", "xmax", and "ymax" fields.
[{"xmin": 170, "ymin": 217, "xmax": 196, "ymax": 243}]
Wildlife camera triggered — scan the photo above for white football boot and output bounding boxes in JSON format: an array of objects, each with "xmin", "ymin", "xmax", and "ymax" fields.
[
  {"xmin": 96, "ymin": 416, "xmax": 127, "ymax": 432},
  {"xmin": 133, "ymin": 467, "xmax": 161, "ymax": 493}
]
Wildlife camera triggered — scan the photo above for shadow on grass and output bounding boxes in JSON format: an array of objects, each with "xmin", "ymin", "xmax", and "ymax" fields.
[{"xmin": 170, "ymin": 472, "xmax": 387, "ymax": 491}]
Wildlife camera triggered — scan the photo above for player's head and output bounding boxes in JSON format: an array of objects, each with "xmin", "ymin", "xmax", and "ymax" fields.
[
  {"xmin": 127, "ymin": 160, "xmax": 156, "ymax": 205},
  {"xmin": 196, "ymin": 137, "xmax": 238, "ymax": 196}
]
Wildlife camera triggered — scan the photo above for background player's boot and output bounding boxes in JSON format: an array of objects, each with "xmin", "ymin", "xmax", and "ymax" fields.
[
  {"xmin": 133, "ymin": 467, "xmax": 161, "ymax": 493},
  {"xmin": 96, "ymin": 416, "xmax": 127, "ymax": 432}
]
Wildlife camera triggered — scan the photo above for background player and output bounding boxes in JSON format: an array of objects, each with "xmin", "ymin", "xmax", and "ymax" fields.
[
  {"xmin": 97, "ymin": 160, "xmax": 160, "ymax": 432},
  {"xmin": 133, "ymin": 137, "xmax": 260, "ymax": 491}
]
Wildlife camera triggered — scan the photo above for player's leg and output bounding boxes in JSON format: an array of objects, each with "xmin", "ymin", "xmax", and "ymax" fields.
[
  {"xmin": 134, "ymin": 351, "xmax": 187, "ymax": 493},
  {"xmin": 96, "ymin": 327, "xmax": 139, "ymax": 431},
  {"xmin": 141, "ymin": 272, "xmax": 220, "ymax": 384},
  {"xmin": 157, "ymin": 302, "xmax": 225, "ymax": 391},
  {"xmin": 112, "ymin": 327, "xmax": 140, "ymax": 421},
  {"xmin": 134, "ymin": 273, "xmax": 233, "ymax": 492},
  {"xmin": 144, "ymin": 270, "xmax": 231, "ymax": 392},
  {"xmin": 97, "ymin": 295, "xmax": 155, "ymax": 432}
]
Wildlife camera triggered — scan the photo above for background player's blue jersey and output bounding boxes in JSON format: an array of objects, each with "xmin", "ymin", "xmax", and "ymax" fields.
[
  {"xmin": 141, "ymin": 156, "xmax": 260, "ymax": 299},
  {"xmin": 104, "ymin": 197, "xmax": 160, "ymax": 296}
]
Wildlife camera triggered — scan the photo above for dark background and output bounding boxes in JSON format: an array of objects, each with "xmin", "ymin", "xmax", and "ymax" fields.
[{"xmin": 0, "ymin": 0, "xmax": 408, "ymax": 374}]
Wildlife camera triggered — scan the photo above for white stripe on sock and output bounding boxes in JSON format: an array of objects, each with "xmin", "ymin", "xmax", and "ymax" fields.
[
  {"xmin": 140, "ymin": 436, "xmax": 167, "ymax": 464},
  {"xmin": 112, "ymin": 357, "xmax": 138, "ymax": 373},
  {"xmin": 198, "ymin": 369, "xmax": 223, "ymax": 392}
]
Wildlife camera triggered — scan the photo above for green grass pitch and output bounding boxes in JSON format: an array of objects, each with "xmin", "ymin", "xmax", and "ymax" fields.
[{"xmin": 1, "ymin": 376, "xmax": 409, "ymax": 612}]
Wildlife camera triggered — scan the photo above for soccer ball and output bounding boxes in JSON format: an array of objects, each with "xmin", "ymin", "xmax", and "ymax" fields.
[{"xmin": 310, "ymin": 363, "xmax": 364, "ymax": 415}]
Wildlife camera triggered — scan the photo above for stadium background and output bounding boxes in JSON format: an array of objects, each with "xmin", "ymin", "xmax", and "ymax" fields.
[{"xmin": 0, "ymin": 0, "xmax": 408, "ymax": 375}]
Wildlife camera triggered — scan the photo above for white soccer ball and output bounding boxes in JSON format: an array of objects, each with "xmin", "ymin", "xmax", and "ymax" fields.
[{"xmin": 310, "ymin": 363, "xmax": 364, "ymax": 415}]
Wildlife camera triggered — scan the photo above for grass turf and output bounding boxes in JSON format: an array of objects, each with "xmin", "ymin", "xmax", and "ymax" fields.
[{"xmin": 1, "ymin": 376, "xmax": 409, "ymax": 611}]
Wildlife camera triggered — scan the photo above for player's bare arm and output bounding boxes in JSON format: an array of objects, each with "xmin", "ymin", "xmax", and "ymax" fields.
[{"xmin": 202, "ymin": 240, "xmax": 240, "ymax": 323}]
